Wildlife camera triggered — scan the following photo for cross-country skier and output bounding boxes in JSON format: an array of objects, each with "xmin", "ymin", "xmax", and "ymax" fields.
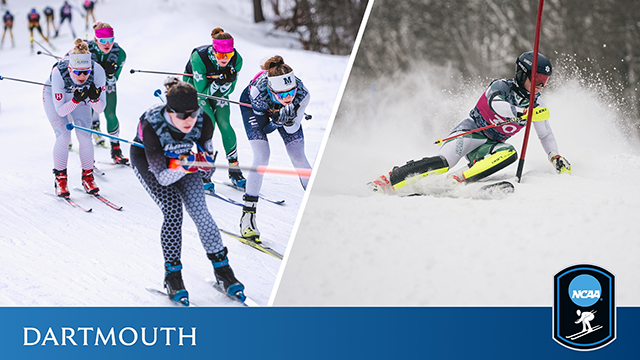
[
  {"xmin": 371, "ymin": 52, "xmax": 572, "ymax": 193},
  {"xmin": 1, "ymin": 10, "xmax": 13, "ymax": 49},
  {"xmin": 43, "ymin": 6, "xmax": 57, "ymax": 38},
  {"xmin": 43, "ymin": 38, "xmax": 106, "ymax": 197},
  {"xmin": 82, "ymin": 1, "xmax": 95, "ymax": 31},
  {"xmin": 238, "ymin": 55, "xmax": 311, "ymax": 243},
  {"xmin": 130, "ymin": 77, "xmax": 245, "ymax": 305},
  {"xmin": 28, "ymin": 9, "xmax": 53, "ymax": 53},
  {"xmin": 54, "ymin": 1, "xmax": 76, "ymax": 39},
  {"xmin": 86, "ymin": 21, "xmax": 128, "ymax": 164},
  {"xmin": 183, "ymin": 27, "xmax": 246, "ymax": 190}
]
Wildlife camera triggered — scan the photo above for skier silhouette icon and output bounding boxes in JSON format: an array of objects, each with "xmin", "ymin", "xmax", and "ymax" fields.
[
  {"xmin": 565, "ymin": 309, "xmax": 603, "ymax": 341},
  {"xmin": 575, "ymin": 309, "xmax": 596, "ymax": 332}
]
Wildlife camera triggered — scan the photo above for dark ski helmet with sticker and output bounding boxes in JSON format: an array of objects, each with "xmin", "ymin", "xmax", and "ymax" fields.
[{"xmin": 515, "ymin": 52, "xmax": 552, "ymax": 89}]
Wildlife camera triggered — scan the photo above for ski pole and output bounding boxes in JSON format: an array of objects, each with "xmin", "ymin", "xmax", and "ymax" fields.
[
  {"xmin": 165, "ymin": 151, "xmax": 313, "ymax": 178},
  {"xmin": 153, "ymin": 89, "xmax": 165, "ymax": 103},
  {"xmin": 130, "ymin": 69, "xmax": 220, "ymax": 79},
  {"xmin": 0, "ymin": 75, "xmax": 49, "ymax": 87},
  {"xmin": 65, "ymin": 123, "xmax": 145, "ymax": 148},
  {"xmin": 434, "ymin": 118, "xmax": 522, "ymax": 145},
  {"xmin": 434, "ymin": 107, "xmax": 549, "ymax": 145},
  {"xmin": 36, "ymin": 50, "xmax": 62, "ymax": 60},
  {"xmin": 196, "ymin": 92, "xmax": 313, "ymax": 120},
  {"xmin": 32, "ymin": 38, "xmax": 57, "ymax": 53},
  {"xmin": 67, "ymin": 123, "xmax": 312, "ymax": 177}
]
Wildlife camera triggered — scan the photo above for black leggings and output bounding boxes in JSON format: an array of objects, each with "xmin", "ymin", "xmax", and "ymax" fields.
[{"xmin": 131, "ymin": 146, "xmax": 224, "ymax": 263}]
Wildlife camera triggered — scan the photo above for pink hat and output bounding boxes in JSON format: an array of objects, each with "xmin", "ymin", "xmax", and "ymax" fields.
[
  {"xmin": 95, "ymin": 27, "xmax": 114, "ymax": 38},
  {"xmin": 213, "ymin": 38, "xmax": 234, "ymax": 53}
]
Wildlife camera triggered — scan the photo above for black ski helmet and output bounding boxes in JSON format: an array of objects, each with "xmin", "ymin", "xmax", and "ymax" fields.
[{"xmin": 515, "ymin": 52, "xmax": 552, "ymax": 88}]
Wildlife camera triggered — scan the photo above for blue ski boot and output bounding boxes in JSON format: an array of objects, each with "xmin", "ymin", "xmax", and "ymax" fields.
[
  {"xmin": 164, "ymin": 260, "xmax": 189, "ymax": 306},
  {"xmin": 208, "ymin": 247, "xmax": 245, "ymax": 301},
  {"xmin": 228, "ymin": 161, "xmax": 246, "ymax": 188}
]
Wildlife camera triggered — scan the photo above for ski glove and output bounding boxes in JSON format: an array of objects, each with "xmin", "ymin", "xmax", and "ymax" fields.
[
  {"xmin": 195, "ymin": 152, "xmax": 216, "ymax": 171},
  {"xmin": 516, "ymin": 106, "xmax": 550, "ymax": 122},
  {"xmin": 215, "ymin": 66, "xmax": 237, "ymax": 85},
  {"xmin": 549, "ymin": 151, "xmax": 571, "ymax": 174},
  {"xmin": 72, "ymin": 87, "xmax": 89, "ymax": 103},
  {"xmin": 275, "ymin": 103, "xmax": 297, "ymax": 126},
  {"xmin": 99, "ymin": 61, "xmax": 118, "ymax": 76},
  {"xmin": 168, "ymin": 156, "xmax": 198, "ymax": 173},
  {"xmin": 88, "ymin": 83, "xmax": 101, "ymax": 102}
]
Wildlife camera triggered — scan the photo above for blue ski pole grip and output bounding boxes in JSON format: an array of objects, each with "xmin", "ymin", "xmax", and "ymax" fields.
[
  {"xmin": 66, "ymin": 123, "xmax": 75, "ymax": 130},
  {"xmin": 154, "ymin": 89, "xmax": 165, "ymax": 103}
]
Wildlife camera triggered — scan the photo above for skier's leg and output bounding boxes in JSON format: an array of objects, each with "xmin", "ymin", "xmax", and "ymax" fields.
[
  {"xmin": 280, "ymin": 126, "xmax": 311, "ymax": 189},
  {"xmin": 453, "ymin": 141, "xmax": 517, "ymax": 183}
]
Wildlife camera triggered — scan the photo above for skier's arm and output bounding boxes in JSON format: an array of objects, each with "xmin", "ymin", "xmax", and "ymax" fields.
[
  {"xmin": 113, "ymin": 47, "xmax": 126, "ymax": 81},
  {"xmin": 196, "ymin": 113, "xmax": 215, "ymax": 154},
  {"xmin": 222, "ymin": 52, "xmax": 242, "ymax": 96},
  {"xmin": 283, "ymin": 87, "xmax": 310, "ymax": 134},
  {"xmin": 140, "ymin": 119, "xmax": 188, "ymax": 186},
  {"xmin": 532, "ymin": 99, "xmax": 558, "ymax": 155},
  {"xmin": 89, "ymin": 64, "xmax": 107, "ymax": 113},
  {"xmin": 50, "ymin": 68, "xmax": 80, "ymax": 117},
  {"xmin": 190, "ymin": 52, "xmax": 210, "ymax": 95}
]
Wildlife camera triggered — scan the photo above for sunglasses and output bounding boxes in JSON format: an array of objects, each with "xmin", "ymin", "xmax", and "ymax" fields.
[
  {"xmin": 532, "ymin": 73, "xmax": 550, "ymax": 87},
  {"xmin": 97, "ymin": 37, "xmax": 114, "ymax": 44},
  {"xmin": 274, "ymin": 87, "xmax": 297, "ymax": 100},
  {"xmin": 215, "ymin": 51, "xmax": 234, "ymax": 60},
  {"xmin": 71, "ymin": 69, "xmax": 92, "ymax": 76},
  {"xmin": 167, "ymin": 106, "xmax": 201, "ymax": 120}
]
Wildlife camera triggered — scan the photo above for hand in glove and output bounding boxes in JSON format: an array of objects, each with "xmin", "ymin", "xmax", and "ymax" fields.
[
  {"xmin": 215, "ymin": 66, "xmax": 237, "ymax": 85},
  {"xmin": 72, "ymin": 87, "xmax": 89, "ymax": 103},
  {"xmin": 276, "ymin": 103, "xmax": 297, "ymax": 126},
  {"xmin": 549, "ymin": 151, "xmax": 571, "ymax": 174},
  {"xmin": 516, "ymin": 106, "xmax": 550, "ymax": 122},
  {"xmin": 88, "ymin": 83, "xmax": 102, "ymax": 102},
  {"xmin": 99, "ymin": 61, "xmax": 118, "ymax": 77},
  {"xmin": 195, "ymin": 152, "xmax": 216, "ymax": 171},
  {"xmin": 168, "ymin": 153, "xmax": 198, "ymax": 173}
]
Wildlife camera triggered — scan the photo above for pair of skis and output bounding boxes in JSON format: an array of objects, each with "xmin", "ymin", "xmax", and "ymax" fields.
[
  {"xmin": 146, "ymin": 278, "xmax": 257, "ymax": 307},
  {"xmin": 47, "ymin": 188, "xmax": 123, "ymax": 212}
]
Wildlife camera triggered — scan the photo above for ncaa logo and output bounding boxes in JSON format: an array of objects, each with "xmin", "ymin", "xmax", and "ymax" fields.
[{"xmin": 553, "ymin": 264, "xmax": 615, "ymax": 350}]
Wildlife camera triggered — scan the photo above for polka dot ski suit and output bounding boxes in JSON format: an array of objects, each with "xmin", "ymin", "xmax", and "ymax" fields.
[{"xmin": 130, "ymin": 105, "xmax": 223, "ymax": 263}]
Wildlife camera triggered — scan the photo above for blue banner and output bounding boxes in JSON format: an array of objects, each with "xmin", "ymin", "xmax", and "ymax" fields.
[{"xmin": 1, "ymin": 307, "xmax": 636, "ymax": 358}]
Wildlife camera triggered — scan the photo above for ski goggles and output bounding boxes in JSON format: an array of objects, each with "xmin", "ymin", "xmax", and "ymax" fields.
[
  {"xmin": 167, "ymin": 106, "xmax": 201, "ymax": 120},
  {"xmin": 274, "ymin": 87, "xmax": 297, "ymax": 100},
  {"xmin": 97, "ymin": 37, "xmax": 114, "ymax": 44},
  {"xmin": 71, "ymin": 69, "xmax": 92, "ymax": 76},
  {"xmin": 214, "ymin": 51, "xmax": 234, "ymax": 60},
  {"xmin": 532, "ymin": 73, "xmax": 550, "ymax": 87}
]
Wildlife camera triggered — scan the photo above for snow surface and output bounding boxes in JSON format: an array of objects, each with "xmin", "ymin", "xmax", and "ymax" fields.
[
  {"xmin": 274, "ymin": 59, "xmax": 640, "ymax": 306},
  {"xmin": 0, "ymin": 0, "xmax": 347, "ymax": 306}
]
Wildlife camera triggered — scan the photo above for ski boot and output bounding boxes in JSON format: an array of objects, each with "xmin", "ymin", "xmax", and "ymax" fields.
[
  {"xmin": 240, "ymin": 195, "xmax": 260, "ymax": 243},
  {"xmin": 388, "ymin": 156, "xmax": 449, "ymax": 190},
  {"xmin": 91, "ymin": 121, "xmax": 106, "ymax": 147},
  {"xmin": 53, "ymin": 169, "xmax": 70, "ymax": 197},
  {"xmin": 369, "ymin": 172, "xmax": 393, "ymax": 194},
  {"xmin": 164, "ymin": 260, "xmax": 189, "ymax": 306},
  {"xmin": 81, "ymin": 168, "xmax": 99, "ymax": 194},
  {"xmin": 110, "ymin": 142, "xmax": 130, "ymax": 165},
  {"xmin": 202, "ymin": 177, "xmax": 215, "ymax": 192},
  {"xmin": 208, "ymin": 247, "xmax": 245, "ymax": 301},
  {"xmin": 228, "ymin": 160, "xmax": 246, "ymax": 188}
]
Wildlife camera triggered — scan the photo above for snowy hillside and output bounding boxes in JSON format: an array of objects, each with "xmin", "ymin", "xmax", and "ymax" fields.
[
  {"xmin": 274, "ymin": 59, "xmax": 640, "ymax": 306},
  {"xmin": 0, "ymin": 0, "xmax": 348, "ymax": 306}
]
